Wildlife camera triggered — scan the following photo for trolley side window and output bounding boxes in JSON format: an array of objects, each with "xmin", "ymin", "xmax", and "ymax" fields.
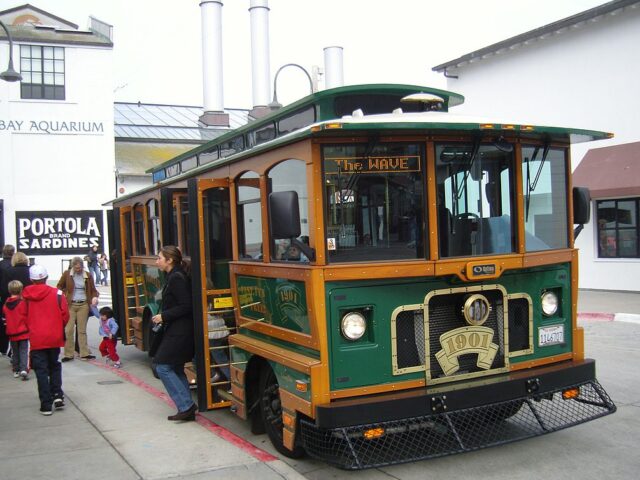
[
  {"xmin": 133, "ymin": 203, "xmax": 146, "ymax": 255},
  {"xmin": 268, "ymin": 159, "xmax": 310, "ymax": 262},
  {"xmin": 147, "ymin": 199, "xmax": 161, "ymax": 256},
  {"xmin": 237, "ymin": 171, "xmax": 262, "ymax": 261}
]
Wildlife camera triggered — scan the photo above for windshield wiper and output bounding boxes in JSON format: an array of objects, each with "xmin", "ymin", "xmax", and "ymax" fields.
[
  {"xmin": 525, "ymin": 142, "xmax": 550, "ymax": 221},
  {"xmin": 455, "ymin": 137, "xmax": 481, "ymax": 200}
]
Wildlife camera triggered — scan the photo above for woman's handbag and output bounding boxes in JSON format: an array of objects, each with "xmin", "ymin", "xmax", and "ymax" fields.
[{"xmin": 148, "ymin": 321, "xmax": 163, "ymax": 358}]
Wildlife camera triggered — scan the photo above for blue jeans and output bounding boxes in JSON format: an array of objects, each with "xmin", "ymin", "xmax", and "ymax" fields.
[
  {"xmin": 156, "ymin": 363, "xmax": 194, "ymax": 412},
  {"xmin": 90, "ymin": 264, "xmax": 101, "ymax": 284}
]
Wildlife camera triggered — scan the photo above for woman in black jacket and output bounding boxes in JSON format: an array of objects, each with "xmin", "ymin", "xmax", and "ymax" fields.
[
  {"xmin": 151, "ymin": 246, "xmax": 196, "ymax": 421},
  {"xmin": 5, "ymin": 252, "xmax": 32, "ymax": 288}
]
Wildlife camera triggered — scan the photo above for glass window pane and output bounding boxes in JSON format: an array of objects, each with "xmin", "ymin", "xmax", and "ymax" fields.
[
  {"xmin": 20, "ymin": 58, "xmax": 31, "ymax": 71},
  {"xmin": 32, "ymin": 46, "xmax": 41, "ymax": 58},
  {"xmin": 617, "ymin": 201, "xmax": 636, "ymax": 227},
  {"xmin": 54, "ymin": 86, "xmax": 65, "ymax": 100},
  {"xmin": 44, "ymin": 86, "xmax": 54, "ymax": 99},
  {"xmin": 32, "ymin": 60, "xmax": 42, "ymax": 72},
  {"xmin": 598, "ymin": 228, "xmax": 617, "ymax": 258},
  {"xmin": 269, "ymin": 160, "xmax": 309, "ymax": 261},
  {"xmin": 54, "ymin": 73, "xmax": 64, "ymax": 85},
  {"xmin": 43, "ymin": 47, "xmax": 54, "ymax": 59},
  {"xmin": 54, "ymin": 47, "xmax": 64, "ymax": 59},
  {"xmin": 521, "ymin": 146, "xmax": 568, "ymax": 251},
  {"xmin": 54, "ymin": 60, "xmax": 64, "ymax": 73},
  {"xmin": 619, "ymin": 229, "xmax": 637, "ymax": 257},
  {"xmin": 237, "ymin": 172, "xmax": 262, "ymax": 261},
  {"xmin": 437, "ymin": 143, "xmax": 515, "ymax": 257},
  {"xmin": 203, "ymin": 188, "xmax": 233, "ymax": 288},
  {"xmin": 22, "ymin": 72, "xmax": 32, "ymax": 83},
  {"xmin": 324, "ymin": 143, "xmax": 426, "ymax": 262},
  {"xmin": 44, "ymin": 73, "xmax": 54, "ymax": 84},
  {"xmin": 44, "ymin": 59, "xmax": 53, "ymax": 72},
  {"xmin": 20, "ymin": 45, "xmax": 30, "ymax": 57}
]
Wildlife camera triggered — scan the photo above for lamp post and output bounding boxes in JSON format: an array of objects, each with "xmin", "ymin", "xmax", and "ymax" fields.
[
  {"xmin": 0, "ymin": 20, "xmax": 23, "ymax": 82},
  {"xmin": 268, "ymin": 63, "xmax": 314, "ymax": 110}
]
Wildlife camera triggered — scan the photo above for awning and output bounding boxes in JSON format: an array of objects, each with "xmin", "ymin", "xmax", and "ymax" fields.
[
  {"xmin": 573, "ymin": 141, "xmax": 640, "ymax": 199},
  {"xmin": 115, "ymin": 142, "xmax": 194, "ymax": 176}
]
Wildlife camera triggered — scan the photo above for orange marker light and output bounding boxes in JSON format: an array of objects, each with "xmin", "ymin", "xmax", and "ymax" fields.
[
  {"xmin": 363, "ymin": 427, "xmax": 385, "ymax": 440},
  {"xmin": 480, "ymin": 124, "xmax": 495, "ymax": 129},
  {"xmin": 295, "ymin": 380, "xmax": 308, "ymax": 392},
  {"xmin": 325, "ymin": 123, "xmax": 343, "ymax": 129},
  {"xmin": 562, "ymin": 387, "xmax": 580, "ymax": 400}
]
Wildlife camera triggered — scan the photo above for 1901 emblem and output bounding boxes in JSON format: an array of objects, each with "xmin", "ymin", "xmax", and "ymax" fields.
[{"xmin": 435, "ymin": 326, "xmax": 499, "ymax": 375}]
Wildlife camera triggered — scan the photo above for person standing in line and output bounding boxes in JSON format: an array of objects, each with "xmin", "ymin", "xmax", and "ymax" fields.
[
  {"xmin": 57, "ymin": 257, "xmax": 99, "ymax": 361},
  {"xmin": 87, "ymin": 245, "xmax": 101, "ymax": 285},
  {"xmin": 99, "ymin": 253, "xmax": 109, "ymax": 286},
  {"xmin": 5, "ymin": 252, "xmax": 33, "ymax": 288},
  {"xmin": 22, "ymin": 265, "xmax": 69, "ymax": 415},
  {"xmin": 0, "ymin": 244, "xmax": 16, "ymax": 356},
  {"xmin": 3, "ymin": 280, "xmax": 29, "ymax": 380},
  {"xmin": 98, "ymin": 306, "xmax": 120, "ymax": 368},
  {"xmin": 151, "ymin": 246, "xmax": 196, "ymax": 421}
]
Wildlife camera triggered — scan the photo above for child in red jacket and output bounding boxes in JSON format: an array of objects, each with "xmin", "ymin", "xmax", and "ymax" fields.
[
  {"xmin": 22, "ymin": 265, "xmax": 70, "ymax": 416},
  {"xmin": 3, "ymin": 280, "xmax": 29, "ymax": 380}
]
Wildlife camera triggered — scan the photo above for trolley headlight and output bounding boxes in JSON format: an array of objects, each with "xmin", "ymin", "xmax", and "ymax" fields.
[
  {"xmin": 541, "ymin": 291, "xmax": 558, "ymax": 316},
  {"xmin": 341, "ymin": 312, "xmax": 367, "ymax": 341}
]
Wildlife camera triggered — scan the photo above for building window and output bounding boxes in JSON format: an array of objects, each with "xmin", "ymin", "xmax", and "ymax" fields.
[
  {"xmin": 596, "ymin": 198, "xmax": 639, "ymax": 258},
  {"xmin": 20, "ymin": 45, "xmax": 65, "ymax": 100}
]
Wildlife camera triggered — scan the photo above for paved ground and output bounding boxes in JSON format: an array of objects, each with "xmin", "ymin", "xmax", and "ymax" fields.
[{"xmin": 1, "ymin": 287, "xmax": 639, "ymax": 479}]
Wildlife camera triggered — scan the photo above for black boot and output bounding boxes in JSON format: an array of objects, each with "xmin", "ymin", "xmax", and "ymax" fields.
[{"xmin": 167, "ymin": 403, "xmax": 197, "ymax": 421}]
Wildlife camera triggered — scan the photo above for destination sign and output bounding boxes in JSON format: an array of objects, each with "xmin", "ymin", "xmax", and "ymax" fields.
[{"xmin": 326, "ymin": 155, "xmax": 421, "ymax": 174}]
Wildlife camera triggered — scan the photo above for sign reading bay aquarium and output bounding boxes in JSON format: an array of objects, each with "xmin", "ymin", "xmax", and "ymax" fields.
[
  {"xmin": 16, "ymin": 211, "xmax": 104, "ymax": 255},
  {"xmin": 0, "ymin": 118, "xmax": 105, "ymax": 135}
]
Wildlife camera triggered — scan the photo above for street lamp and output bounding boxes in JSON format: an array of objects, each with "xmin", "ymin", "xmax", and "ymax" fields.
[
  {"xmin": 0, "ymin": 20, "xmax": 22, "ymax": 82},
  {"xmin": 268, "ymin": 63, "xmax": 313, "ymax": 110}
]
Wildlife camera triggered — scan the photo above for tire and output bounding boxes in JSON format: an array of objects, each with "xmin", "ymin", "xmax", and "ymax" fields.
[{"xmin": 258, "ymin": 365, "xmax": 305, "ymax": 458}]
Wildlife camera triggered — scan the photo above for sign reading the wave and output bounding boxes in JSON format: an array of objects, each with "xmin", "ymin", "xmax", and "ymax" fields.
[
  {"xmin": 16, "ymin": 210, "xmax": 104, "ymax": 255},
  {"xmin": 326, "ymin": 155, "xmax": 421, "ymax": 174}
]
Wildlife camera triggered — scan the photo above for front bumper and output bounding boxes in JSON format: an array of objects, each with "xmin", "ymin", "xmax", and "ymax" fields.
[{"xmin": 300, "ymin": 359, "xmax": 615, "ymax": 469}]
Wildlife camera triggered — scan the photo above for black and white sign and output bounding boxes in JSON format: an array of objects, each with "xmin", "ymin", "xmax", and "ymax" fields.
[{"xmin": 16, "ymin": 210, "xmax": 104, "ymax": 255}]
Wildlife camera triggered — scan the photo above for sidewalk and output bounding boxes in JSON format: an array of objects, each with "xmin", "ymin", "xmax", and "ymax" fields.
[
  {"xmin": 0, "ymin": 315, "xmax": 305, "ymax": 480},
  {"xmin": 578, "ymin": 289, "xmax": 640, "ymax": 323}
]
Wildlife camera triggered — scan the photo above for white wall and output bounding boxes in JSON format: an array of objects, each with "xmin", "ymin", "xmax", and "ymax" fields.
[
  {"xmin": 0, "ymin": 41, "xmax": 114, "ymax": 280},
  {"xmin": 443, "ymin": 6, "xmax": 640, "ymax": 291}
]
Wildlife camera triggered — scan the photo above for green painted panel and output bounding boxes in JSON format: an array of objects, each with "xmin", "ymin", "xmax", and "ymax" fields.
[
  {"xmin": 325, "ymin": 263, "xmax": 574, "ymax": 390},
  {"xmin": 236, "ymin": 275, "xmax": 310, "ymax": 334}
]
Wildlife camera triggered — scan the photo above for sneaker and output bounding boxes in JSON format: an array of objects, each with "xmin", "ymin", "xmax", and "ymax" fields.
[
  {"xmin": 61, "ymin": 357, "xmax": 73, "ymax": 362},
  {"xmin": 113, "ymin": 362, "xmax": 121, "ymax": 369},
  {"xmin": 40, "ymin": 406, "xmax": 53, "ymax": 416},
  {"xmin": 20, "ymin": 370, "xmax": 28, "ymax": 380},
  {"xmin": 81, "ymin": 355, "xmax": 96, "ymax": 360},
  {"xmin": 53, "ymin": 397, "xmax": 65, "ymax": 409},
  {"xmin": 13, "ymin": 371, "xmax": 20, "ymax": 378}
]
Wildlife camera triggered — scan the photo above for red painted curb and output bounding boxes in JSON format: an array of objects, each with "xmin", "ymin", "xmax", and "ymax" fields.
[
  {"xmin": 577, "ymin": 312, "xmax": 615, "ymax": 322},
  {"xmin": 90, "ymin": 360, "xmax": 277, "ymax": 462}
]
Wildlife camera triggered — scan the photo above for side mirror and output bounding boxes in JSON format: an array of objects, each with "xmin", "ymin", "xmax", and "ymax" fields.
[
  {"xmin": 573, "ymin": 186, "xmax": 590, "ymax": 239},
  {"xmin": 269, "ymin": 191, "xmax": 301, "ymax": 239},
  {"xmin": 573, "ymin": 187, "xmax": 591, "ymax": 225}
]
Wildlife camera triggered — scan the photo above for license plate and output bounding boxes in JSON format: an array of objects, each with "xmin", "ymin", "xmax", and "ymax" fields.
[{"xmin": 539, "ymin": 325, "xmax": 564, "ymax": 347}]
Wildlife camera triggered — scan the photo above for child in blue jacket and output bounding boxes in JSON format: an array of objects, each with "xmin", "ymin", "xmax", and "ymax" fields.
[{"xmin": 98, "ymin": 306, "xmax": 120, "ymax": 368}]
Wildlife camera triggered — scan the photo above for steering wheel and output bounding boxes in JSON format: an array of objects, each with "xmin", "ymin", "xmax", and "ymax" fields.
[{"xmin": 455, "ymin": 212, "xmax": 480, "ymax": 221}]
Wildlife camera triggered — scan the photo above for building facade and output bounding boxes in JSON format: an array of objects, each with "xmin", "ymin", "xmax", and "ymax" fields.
[
  {"xmin": 433, "ymin": 0, "xmax": 640, "ymax": 291},
  {"xmin": 1, "ymin": 4, "xmax": 114, "ymax": 278}
]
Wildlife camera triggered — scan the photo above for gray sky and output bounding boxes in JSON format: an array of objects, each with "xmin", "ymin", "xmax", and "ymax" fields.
[{"xmin": 2, "ymin": 0, "xmax": 606, "ymax": 108}]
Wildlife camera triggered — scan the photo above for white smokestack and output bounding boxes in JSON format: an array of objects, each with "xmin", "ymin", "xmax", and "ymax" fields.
[
  {"xmin": 324, "ymin": 46, "xmax": 344, "ymax": 89},
  {"xmin": 200, "ymin": 0, "xmax": 229, "ymax": 126},
  {"xmin": 249, "ymin": 0, "xmax": 271, "ymax": 118}
]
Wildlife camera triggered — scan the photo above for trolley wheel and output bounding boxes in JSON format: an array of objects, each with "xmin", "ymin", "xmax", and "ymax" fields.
[{"xmin": 258, "ymin": 365, "xmax": 305, "ymax": 458}]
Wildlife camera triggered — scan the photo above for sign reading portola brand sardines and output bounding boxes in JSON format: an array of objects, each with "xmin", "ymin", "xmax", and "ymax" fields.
[{"xmin": 16, "ymin": 210, "xmax": 104, "ymax": 255}]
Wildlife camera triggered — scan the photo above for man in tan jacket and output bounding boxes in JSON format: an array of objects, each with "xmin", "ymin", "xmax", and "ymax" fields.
[{"xmin": 57, "ymin": 256, "xmax": 99, "ymax": 361}]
